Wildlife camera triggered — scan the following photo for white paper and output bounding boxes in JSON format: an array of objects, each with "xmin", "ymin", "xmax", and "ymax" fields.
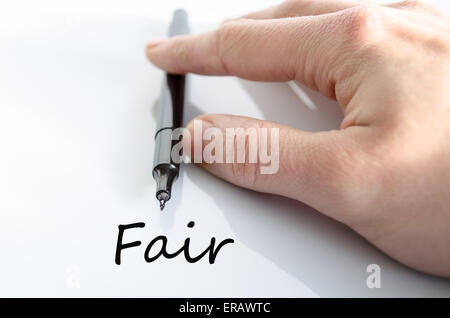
[{"xmin": 0, "ymin": 0, "xmax": 449, "ymax": 297}]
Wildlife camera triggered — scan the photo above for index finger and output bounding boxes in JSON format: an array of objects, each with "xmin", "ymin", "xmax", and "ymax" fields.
[{"xmin": 145, "ymin": 8, "xmax": 366, "ymax": 94}]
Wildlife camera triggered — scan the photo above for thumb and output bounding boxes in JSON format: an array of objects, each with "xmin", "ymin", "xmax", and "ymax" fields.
[{"xmin": 184, "ymin": 114, "xmax": 367, "ymax": 223}]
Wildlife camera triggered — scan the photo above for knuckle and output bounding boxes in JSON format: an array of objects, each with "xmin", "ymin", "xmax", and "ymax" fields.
[
  {"xmin": 340, "ymin": 5, "xmax": 385, "ymax": 45},
  {"xmin": 426, "ymin": 33, "xmax": 450, "ymax": 54},
  {"xmin": 229, "ymin": 121, "xmax": 266, "ymax": 187},
  {"xmin": 217, "ymin": 22, "xmax": 241, "ymax": 44},
  {"xmin": 398, "ymin": 0, "xmax": 424, "ymax": 10},
  {"xmin": 389, "ymin": 0, "xmax": 439, "ymax": 15},
  {"xmin": 215, "ymin": 22, "xmax": 247, "ymax": 73},
  {"xmin": 230, "ymin": 161, "xmax": 260, "ymax": 188}
]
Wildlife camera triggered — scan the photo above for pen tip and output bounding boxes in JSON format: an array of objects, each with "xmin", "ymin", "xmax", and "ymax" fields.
[
  {"xmin": 159, "ymin": 199, "xmax": 166, "ymax": 211},
  {"xmin": 156, "ymin": 191, "xmax": 170, "ymax": 212}
]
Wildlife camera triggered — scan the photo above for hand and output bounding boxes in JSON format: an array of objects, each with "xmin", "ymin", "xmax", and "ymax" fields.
[{"xmin": 146, "ymin": 0, "xmax": 450, "ymax": 277}]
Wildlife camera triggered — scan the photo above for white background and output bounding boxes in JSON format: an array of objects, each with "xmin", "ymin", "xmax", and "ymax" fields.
[{"xmin": 0, "ymin": 0, "xmax": 449, "ymax": 297}]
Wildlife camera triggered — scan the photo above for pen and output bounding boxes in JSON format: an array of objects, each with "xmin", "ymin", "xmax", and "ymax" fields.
[{"xmin": 152, "ymin": 9, "xmax": 189, "ymax": 211}]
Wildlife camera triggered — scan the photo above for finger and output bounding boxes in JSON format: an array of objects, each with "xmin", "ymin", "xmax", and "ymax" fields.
[
  {"xmin": 184, "ymin": 114, "xmax": 367, "ymax": 224},
  {"xmin": 146, "ymin": 13, "xmax": 357, "ymax": 98},
  {"xmin": 383, "ymin": 1, "xmax": 450, "ymax": 32},
  {"xmin": 233, "ymin": 0, "xmax": 360, "ymax": 20},
  {"xmin": 384, "ymin": 0, "xmax": 449, "ymax": 19},
  {"xmin": 385, "ymin": 0, "xmax": 436, "ymax": 13}
]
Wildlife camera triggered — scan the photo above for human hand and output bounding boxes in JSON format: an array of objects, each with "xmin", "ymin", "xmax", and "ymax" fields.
[{"xmin": 146, "ymin": 0, "xmax": 450, "ymax": 277}]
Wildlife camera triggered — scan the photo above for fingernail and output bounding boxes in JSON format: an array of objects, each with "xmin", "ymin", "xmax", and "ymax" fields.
[{"xmin": 146, "ymin": 38, "xmax": 167, "ymax": 51}]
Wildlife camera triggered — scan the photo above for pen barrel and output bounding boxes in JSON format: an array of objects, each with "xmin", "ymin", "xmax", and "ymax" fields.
[
  {"xmin": 155, "ymin": 73, "xmax": 185, "ymax": 133},
  {"xmin": 152, "ymin": 9, "xmax": 189, "ymax": 202},
  {"xmin": 169, "ymin": 9, "xmax": 190, "ymax": 37},
  {"xmin": 152, "ymin": 163, "xmax": 178, "ymax": 200},
  {"xmin": 152, "ymin": 122, "xmax": 179, "ymax": 200},
  {"xmin": 152, "ymin": 74, "xmax": 184, "ymax": 199},
  {"xmin": 154, "ymin": 8, "xmax": 188, "ymax": 132},
  {"xmin": 153, "ymin": 73, "xmax": 185, "ymax": 169}
]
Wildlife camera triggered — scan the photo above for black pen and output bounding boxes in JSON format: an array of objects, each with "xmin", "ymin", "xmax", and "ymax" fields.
[{"xmin": 152, "ymin": 9, "xmax": 189, "ymax": 211}]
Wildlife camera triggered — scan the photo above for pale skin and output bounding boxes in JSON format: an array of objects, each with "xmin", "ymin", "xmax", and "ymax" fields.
[{"xmin": 146, "ymin": 0, "xmax": 450, "ymax": 277}]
